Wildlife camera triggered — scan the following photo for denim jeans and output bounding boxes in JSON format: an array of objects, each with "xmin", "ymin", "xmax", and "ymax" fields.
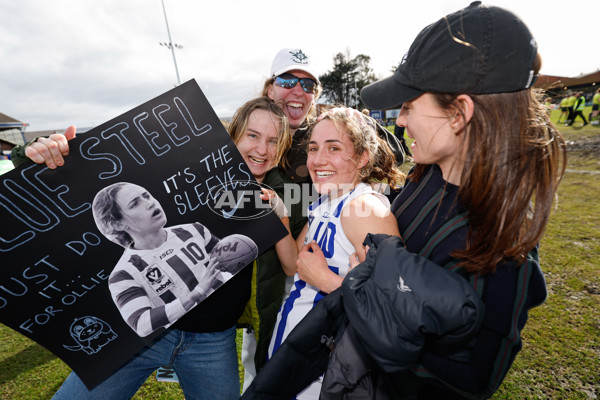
[{"xmin": 51, "ymin": 326, "xmax": 239, "ymax": 400}]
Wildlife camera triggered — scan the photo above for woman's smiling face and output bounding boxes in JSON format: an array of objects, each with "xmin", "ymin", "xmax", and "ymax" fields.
[
  {"xmin": 307, "ymin": 119, "xmax": 364, "ymax": 197},
  {"xmin": 267, "ymin": 69, "xmax": 315, "ymax": 130},
  {"xmin": 235, "ymin": 109, "xmax": 280, "ymax": 183},
  {"xmin": 396, "ymin": 93, "xmax": 464, "ymax": 182}
]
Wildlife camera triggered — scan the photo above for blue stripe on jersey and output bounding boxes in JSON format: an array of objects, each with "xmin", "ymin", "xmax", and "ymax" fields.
[
  {"xmin": 308, "ymin": 195, "xmax": 327, "ymax": 212},
  {"xmin": 313, "ymin": 265, "xmax": 339, "ymax": 306},
  {"xmin": 166, "ymin": 255, "xmax": 199, "ymax": 291},
  {"xmin": 270, "ymin": 279, "xmax": 307, "ymax": 356},
  {"xmin": 332, "ymin": 188, "xmax": 355, "ymax": 218}
]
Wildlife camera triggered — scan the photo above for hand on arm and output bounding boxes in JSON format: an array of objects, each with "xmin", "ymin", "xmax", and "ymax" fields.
[
  {"xmin": 348, "ymin": 245, "xmax": 370, "ymax": 270},
  {"xmin": 297, "ymin": 241, "xmax": 343, "ymax": 294},
  {"xmin": 25, "ymin": 126, "xmax": 76, "ymax": 169}
]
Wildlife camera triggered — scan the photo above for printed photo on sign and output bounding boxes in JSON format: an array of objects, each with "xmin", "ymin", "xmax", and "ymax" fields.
[
  {"xmin": 0, "ymin": 79, "xmax": 287, "ymax": 389},
  {"xmin": 91, "ymin": 181, "xmax": 258, "ymax": 337}
]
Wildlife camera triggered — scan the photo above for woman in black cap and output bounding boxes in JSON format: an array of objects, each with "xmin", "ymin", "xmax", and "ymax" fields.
[{"xmin": 242, "ymin": 2, "xmax": 567, "ymax": 399}]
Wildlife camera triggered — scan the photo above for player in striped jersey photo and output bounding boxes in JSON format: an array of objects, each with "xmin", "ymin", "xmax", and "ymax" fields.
[{"xmin": 92, "ymin": 181, "xmax": 257, "ymax": 338}]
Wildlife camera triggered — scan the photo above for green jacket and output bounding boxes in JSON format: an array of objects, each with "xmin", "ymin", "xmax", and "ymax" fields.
[
  {"xmin": 575, "ymin": 95, "xmax": 586, "ymax": 111},
  {"xmin": 10, "ymin": 141, "xmax": 36, "ymax": 167},
  {"xmin": 238, "ymin": 168, "xmax": 306, "ymax": 372}
]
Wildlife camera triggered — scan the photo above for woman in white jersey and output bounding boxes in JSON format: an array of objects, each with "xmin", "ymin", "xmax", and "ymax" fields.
[{"xmin": 268, "ymin": 107, "xmax": 404, "ymax": 399}]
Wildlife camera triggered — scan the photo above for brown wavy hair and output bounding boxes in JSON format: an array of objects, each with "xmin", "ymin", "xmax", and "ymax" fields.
[{"xmin": 410, "ymin": 70, "xmax": 567, "ymax": 273}]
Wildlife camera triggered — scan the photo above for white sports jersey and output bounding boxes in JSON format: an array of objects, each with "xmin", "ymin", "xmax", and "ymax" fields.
[
  {"xmin": 108, "ymin": 222, "xmax": 221, "ymax": 337},
  {"xmin": 268, "ymin": 183, "xmax": 389, "ymax": 399}
]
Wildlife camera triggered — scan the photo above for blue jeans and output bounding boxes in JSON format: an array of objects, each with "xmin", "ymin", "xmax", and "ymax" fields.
[{"xmin": 51, "ymin": 327, "xmax": 240, "ymax": 400}]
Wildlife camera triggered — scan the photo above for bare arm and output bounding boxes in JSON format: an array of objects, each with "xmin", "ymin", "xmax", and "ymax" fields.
[
  {"xmin": 341, "ymin": 194, "xmax": 400, "ymax": 263},
  {"xmin": 261, "ymin": 188, "xmax": 306, "ymax": 276},
  {"xmin": 274, "ymin": 218, "xmax": 302, "ymax": 276}
]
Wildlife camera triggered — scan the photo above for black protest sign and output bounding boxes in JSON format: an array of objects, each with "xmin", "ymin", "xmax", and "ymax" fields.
[{"xmin": 0, "ymin": 79, "xmax": 288, "ymax": 389}]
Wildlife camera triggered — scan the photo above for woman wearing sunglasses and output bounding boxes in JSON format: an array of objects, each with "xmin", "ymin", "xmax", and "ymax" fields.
[
  {"xmin": 261, "ymin": 48, "xmax": 405, "ymax": 186},
  {"xmin": 261, "ymin": 48, "xmax": 323, "ymax": 185}
]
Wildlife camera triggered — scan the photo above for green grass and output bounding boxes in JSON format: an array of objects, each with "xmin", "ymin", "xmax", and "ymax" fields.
[{"xmin": 1, "ymin": 121, "xmax": 599, "ymax": 399}]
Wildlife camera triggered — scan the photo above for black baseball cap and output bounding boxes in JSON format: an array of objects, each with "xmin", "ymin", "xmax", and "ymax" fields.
[{"xmin": 361, "ymin": 1, "xmax": 538, "ymax": 110}]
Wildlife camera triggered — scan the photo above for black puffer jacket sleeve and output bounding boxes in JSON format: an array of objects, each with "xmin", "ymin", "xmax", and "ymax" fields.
[{"xmin": 342, "ymin": 234, "xmax": 485, "ymax": 373}]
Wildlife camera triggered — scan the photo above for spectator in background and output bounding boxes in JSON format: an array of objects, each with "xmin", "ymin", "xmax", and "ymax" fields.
[
  {"xmin": 558, "ymin": 95, "xmax": 570, "ymax": 123},
  {"xmin": 567, "ymin": 91, "xmax": 588, "ymax": 126},
  {"xmin": 591, "ymin": 88, "xmax": 600, "ymax": 125},
  {"xmin": 565, "ymin": 91, "xmax": 577, "ymax": 125},
  {"xmin": 394, "ymin": 115, "xmax": 412, "ymax": 157},
  {"xmin": 262, "ymin": 49, "xmax": 405, "ymax": 185}
]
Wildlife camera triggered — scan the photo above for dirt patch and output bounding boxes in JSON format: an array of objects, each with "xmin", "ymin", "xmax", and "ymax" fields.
[{"xmin": 565, "ymin": 134, "xmax": 600, "ymax": 158}]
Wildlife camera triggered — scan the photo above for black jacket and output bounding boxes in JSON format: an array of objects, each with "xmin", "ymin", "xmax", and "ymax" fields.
[{"xmin": 241, "ymin": 234, "xmax": 485, "ymax": 399}]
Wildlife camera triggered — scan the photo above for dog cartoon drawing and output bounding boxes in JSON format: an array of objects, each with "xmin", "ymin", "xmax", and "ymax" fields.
[{"xmin": 63, "ymin": 316, "xmax": 118, "ymax": 355}]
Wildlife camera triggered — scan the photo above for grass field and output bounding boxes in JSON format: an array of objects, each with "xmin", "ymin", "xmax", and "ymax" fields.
[{"xmin": 1, "ymin": 109, "xmax": 598, "ymax": 399}]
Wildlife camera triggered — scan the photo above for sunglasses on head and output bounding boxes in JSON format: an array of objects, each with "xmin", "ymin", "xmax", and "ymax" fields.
[{"xmin": 274, "ymin": 73, "xmax": 318, "ymax": 94}]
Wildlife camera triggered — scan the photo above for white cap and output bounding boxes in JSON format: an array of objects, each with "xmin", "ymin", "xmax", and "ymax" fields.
[{"xmin": 270, "ymin": 48, "xmax": 319, "ymax": 83}]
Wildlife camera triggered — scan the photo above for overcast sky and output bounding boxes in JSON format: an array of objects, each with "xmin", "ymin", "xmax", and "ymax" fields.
[{"xmin": 1, "ymin": 0, "xmax": 598, "ymax": 133}]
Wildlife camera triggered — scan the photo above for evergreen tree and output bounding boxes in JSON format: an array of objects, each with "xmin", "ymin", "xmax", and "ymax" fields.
[{"xmin": 318, "ymin": 50, "xmax": 377, "ymax": 110}]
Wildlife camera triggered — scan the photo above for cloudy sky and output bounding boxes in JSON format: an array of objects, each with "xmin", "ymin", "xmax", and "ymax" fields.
[{"xmin": 2, "ymin": 0, "xmax": 598, "ymax": 133}]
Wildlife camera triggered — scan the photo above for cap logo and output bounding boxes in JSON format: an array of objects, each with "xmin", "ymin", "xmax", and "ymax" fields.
[
  {"xmin": 289, "ymin": 50, "xmax": 309, "ymax": 64},
  {"xmin": 400, "ymin": 52, "xmax": 408, "ymax": 65}
]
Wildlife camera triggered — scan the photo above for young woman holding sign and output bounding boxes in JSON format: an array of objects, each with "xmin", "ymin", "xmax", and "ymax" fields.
[{"xmin": 12, "ymin": 96, "xmax": 302, "ymax": 399}]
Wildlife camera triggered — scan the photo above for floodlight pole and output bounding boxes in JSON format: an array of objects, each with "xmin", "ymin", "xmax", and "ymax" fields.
[{"xmin": 160, "ymin": 0, "xmax": 181, "ymax": 86}]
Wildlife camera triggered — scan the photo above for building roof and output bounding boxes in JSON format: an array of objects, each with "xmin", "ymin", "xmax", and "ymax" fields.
[
  {"xmin": 0, "ymin": 112, "xmax": 23, "ymax": 124},
  {"xmin": 535, "ymin": 70, "xmax": 600, "ymax": 91}
]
